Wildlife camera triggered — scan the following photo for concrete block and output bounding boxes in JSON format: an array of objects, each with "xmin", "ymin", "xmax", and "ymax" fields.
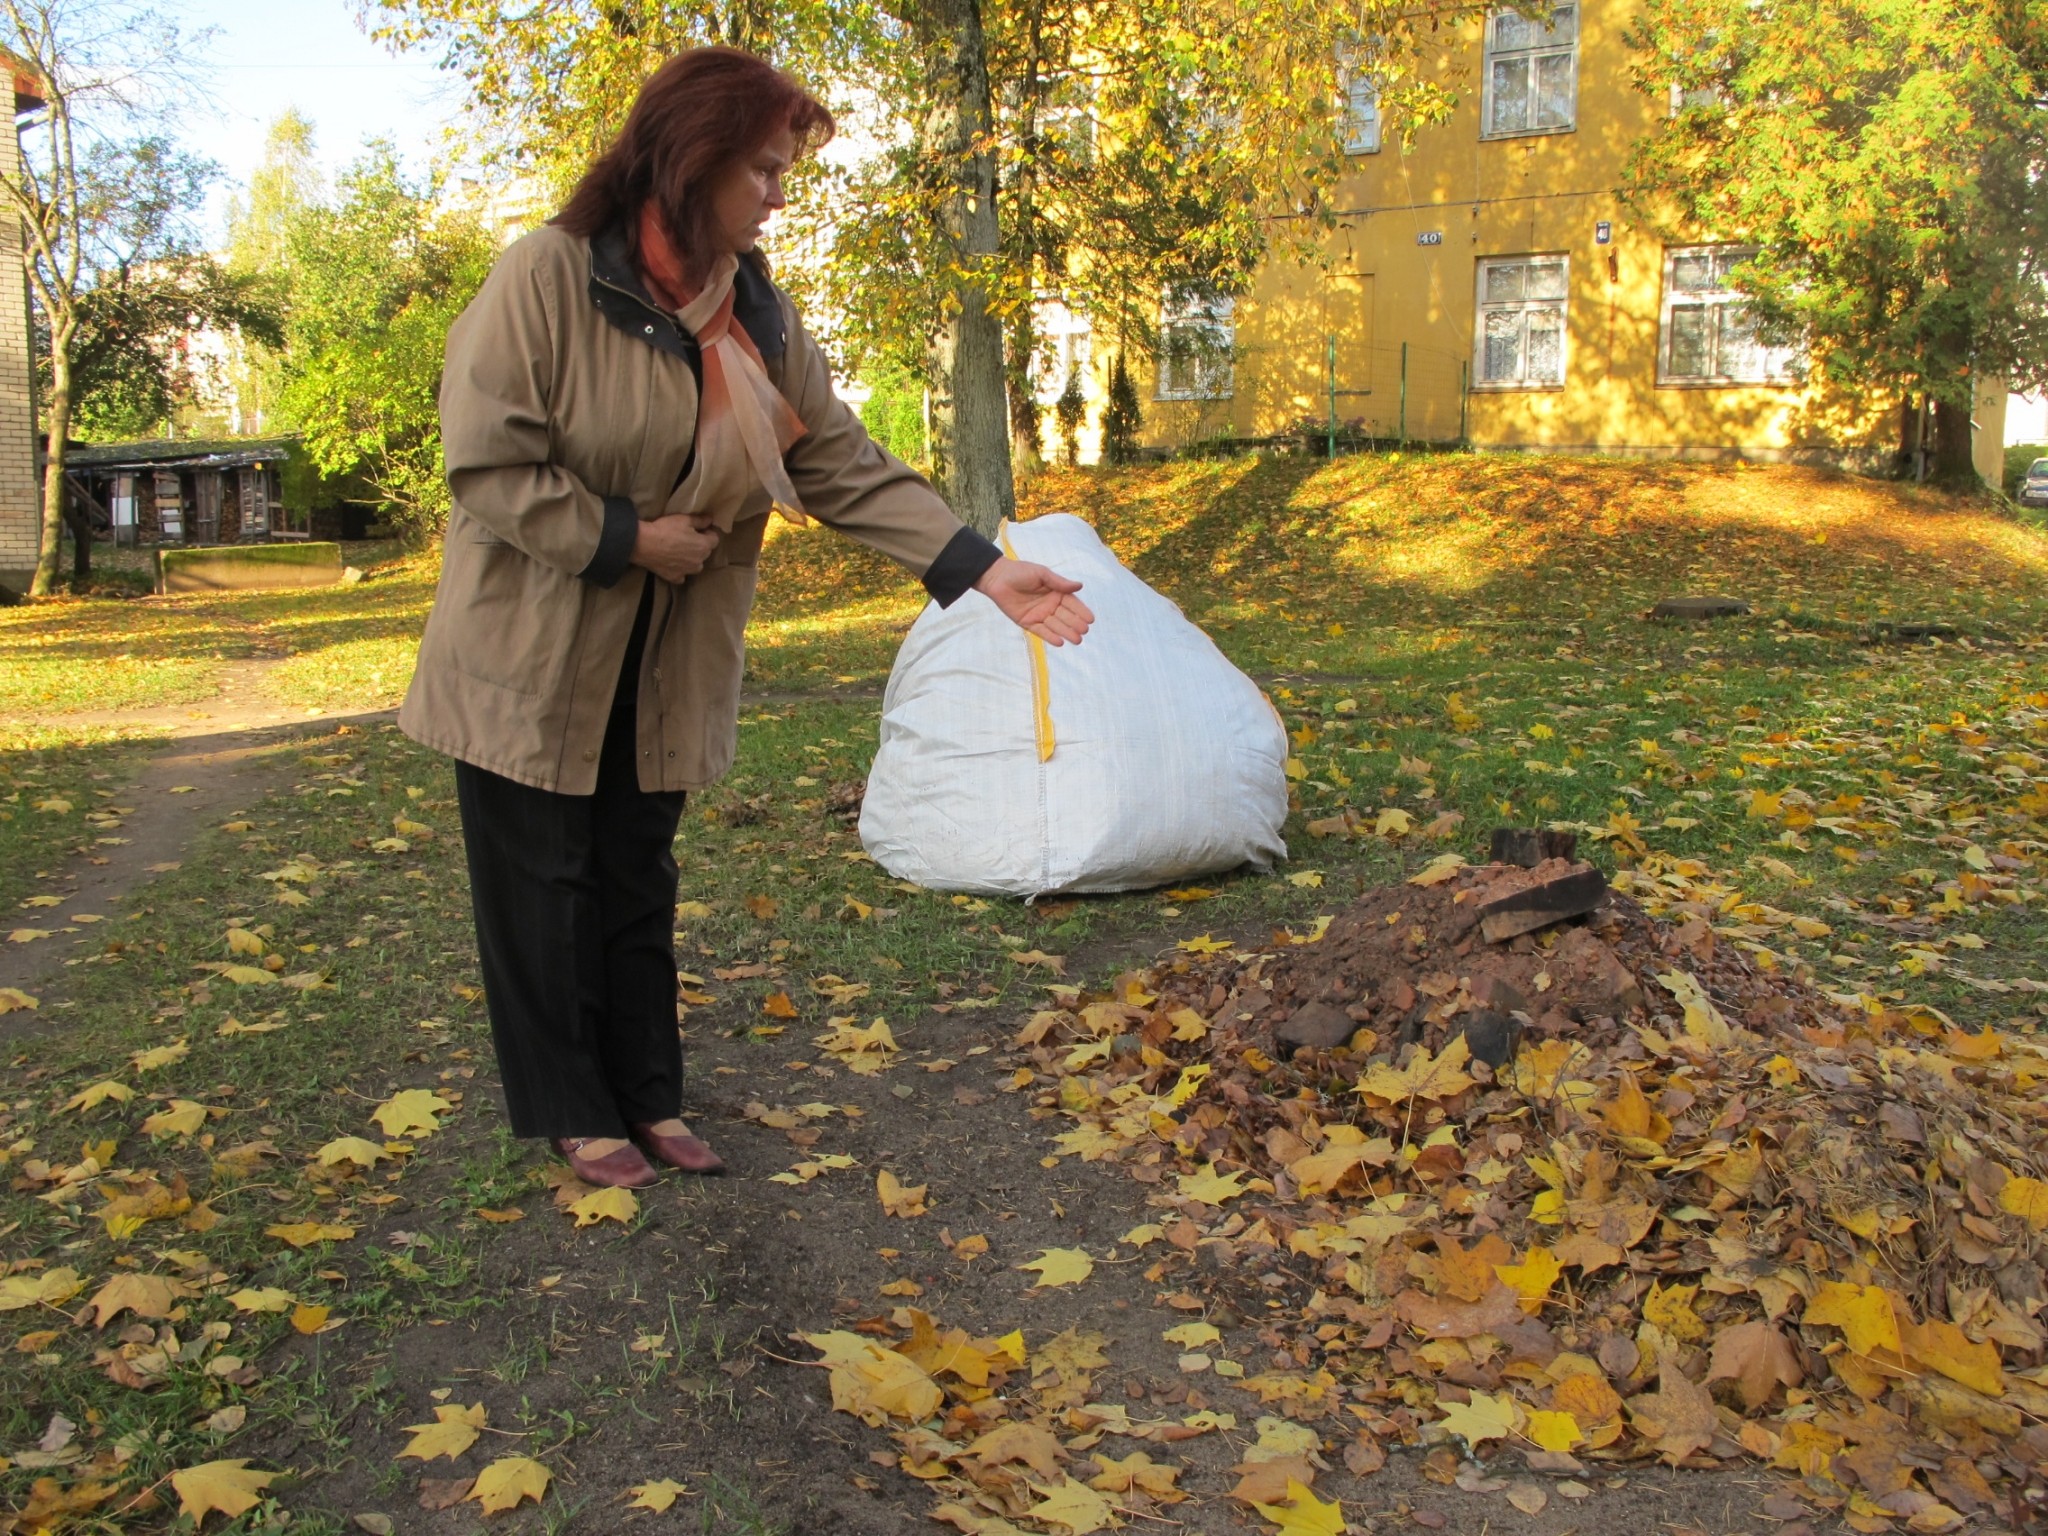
[{"xmin": 157, "ymin": 541, "xmax": 344, "ymax": 595}]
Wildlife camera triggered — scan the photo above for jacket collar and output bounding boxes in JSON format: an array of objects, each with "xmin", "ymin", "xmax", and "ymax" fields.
[{"xmin": 587, "ymin": 222, "xmax": 785, "ymax": 367}]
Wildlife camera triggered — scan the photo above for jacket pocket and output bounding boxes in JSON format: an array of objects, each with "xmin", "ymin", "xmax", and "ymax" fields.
[{"xmin": 444, "ymin": 537, "xmax": 577, "ymax": 698}]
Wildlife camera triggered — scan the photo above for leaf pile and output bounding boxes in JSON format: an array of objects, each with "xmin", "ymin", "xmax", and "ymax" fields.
[{"xmin": 1014, "ymin": 859, "xmax": 2048, "ymax": 1532}]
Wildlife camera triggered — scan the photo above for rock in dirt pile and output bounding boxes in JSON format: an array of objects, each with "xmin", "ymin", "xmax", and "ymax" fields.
[{"xmin": 813, "ymin": 848, "xmax": 2048, "ymax": 1535}]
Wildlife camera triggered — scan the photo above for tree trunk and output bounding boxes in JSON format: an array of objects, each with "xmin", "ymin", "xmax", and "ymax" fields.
[
  {"xmin": 1007, "ymin": 307, "xmax": 1043, "ymax": 478},
  {"xmin": 1931, "ymin": 394, "xmax": 1976, "ymax": 484},
  {"xmin": 913, "ymin": 0, "xmax": 1015, "ymax": 538},
  {"xmin": 31, "ymin": 348, "xmax": 73, "ymax": 597}
]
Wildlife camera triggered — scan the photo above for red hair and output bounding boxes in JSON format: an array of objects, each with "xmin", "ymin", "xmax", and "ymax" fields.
[{"xmin": 554, "ymin": 47, "xmax": 833, "ymax": 286}]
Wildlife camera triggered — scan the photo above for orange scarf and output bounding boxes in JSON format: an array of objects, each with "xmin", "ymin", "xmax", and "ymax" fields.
[{"xmin": 637, "ymin": 204, "xmax": 809, "ymax": 529}]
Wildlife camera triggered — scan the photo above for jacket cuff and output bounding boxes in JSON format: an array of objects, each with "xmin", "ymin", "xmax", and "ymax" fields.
[
  {"xmin": 923, "ymin": 526, "xmax": 1003, "ymax": 608},
  {"xmin": 579, "ymin": 496, "xmax": 640, "ymax": 588}
]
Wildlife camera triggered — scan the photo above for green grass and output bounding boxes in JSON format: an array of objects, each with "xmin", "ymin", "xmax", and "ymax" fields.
[{"xmin": 0, "ymin": 457, "xmax": 2044, "ymax": 1530}]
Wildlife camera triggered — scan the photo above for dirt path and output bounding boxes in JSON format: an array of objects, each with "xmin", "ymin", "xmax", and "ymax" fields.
[{"xmin": 2, "ymin": 654, "xmax": 395, "ymax": 1005}]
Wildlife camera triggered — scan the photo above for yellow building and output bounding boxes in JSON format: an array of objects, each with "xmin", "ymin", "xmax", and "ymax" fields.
[{"xmin": 1059, "ymin": 2, "xmax": 2005, "ymax": 481}]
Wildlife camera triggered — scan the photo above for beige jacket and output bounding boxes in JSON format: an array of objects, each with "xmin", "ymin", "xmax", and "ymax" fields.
[{"xmin": 399, "ymin": 222, "xmax": 997, "ymax": 794}]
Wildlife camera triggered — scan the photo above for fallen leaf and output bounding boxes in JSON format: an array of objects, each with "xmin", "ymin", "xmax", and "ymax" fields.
[
  {"xmin": 627, "ymin": 1479, "xmax": 689, "ymax": 1511},
  {"xmin": 0, "ymin": 986, "xmax": 38, "ymax": 1014},
  {"xmin": 467, "ymin": 1455, "xmax": 550, "ymax": 1514},
  {"xmin": 265, "ymin": 1222, "xmax": 356, "ymax": 1249},
  {"xmin": 569, "ymin": 1186, "xmax": 639, "ymax": 1227},
  {"xmin": 315, "ymin": 1136, "xmax": 388, "ymax": 1169},
  {"xmin": 85, "ymin": 1273, "xmax": 190, "ymax": 1327},
  {"xmin": 0, "ymin": 1267, "xmax": 84, "ymax": 1311},
  {"xmin": 1706, "ymin": 1320, "xmax": 1803, "ymax": 1410},
  {"xmin": 141, "ymin": 1100, "xmax": 209, "ymax": 1138},
  {"xmin": 1628, "ymin": 1355, "xmax": 1718, "ymax": 1464},
  {"xmin": 227, "ymin": 1288, "xmax": 295, "ymax": 1314},
  {"xmin": 63, "ymin": 1080, "xmax": 133, "ymax": 1112},
  {"xmin": 1250, "ymin": 1477, "xmax": 1346, "ymax": 1536},
  {"xmin": 1438, "ymin": 1390, "xmax": 1520, "ymax": 1446},
  {"xmin": 399, "ymin": 1403, "xmax": 486, "ymax": 1462},
  {"xmin": 878, "ymin": 1169, "xmax": 929, "ymax": 1218},
  {"xmin": 805, "ymin": 1330, "xmax": 944, "ymax": 1424},
  {"xmin": 1357, "ymin": 1036, "xmax": 1476, "ymax": 1104},
  {"xmin": 1028, "ymin": 1479, "xmax": 1116, "ymax": 1534},
  {"xmin": 290, "ymin": 1304, "xmax": 331, "ymax": 1335},
  {"xmin": 370, "ymin": 1089, "xmax": 451, "ymax": 1138},
  {"xmin": 171, "ymin": 1460, "xmax": 278, "ymax": 1523},
  {"xmin": 1019, "ymin": 1248, "xmax": 1094, "ymax": 1288}
]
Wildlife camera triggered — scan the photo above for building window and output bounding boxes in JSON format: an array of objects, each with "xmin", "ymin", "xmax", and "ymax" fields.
[
  {"xmin": 1474, "ymin": 256, "xmax": 1568, "ymax": 388},
  {"xmin": 1035, "ymin": 301, "xmax": 1093, "ymax": 407},
  {"xmin": 1483, "ymin": 4, "xmax": 1577, "ymax": 138},
  {"xmin": 1337, "ymin": 42, "xmax": 1381, "ymax": 154},
  {"xmin": 1659, "ymin": 246, "xmax": 1802, "ymax": 385},
  {"xmin": 1156, "ymin": 290, "xmax": 1234, "ymax": 401}
]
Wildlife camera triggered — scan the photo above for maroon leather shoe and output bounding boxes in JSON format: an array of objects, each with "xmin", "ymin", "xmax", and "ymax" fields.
[
  {"xmin": 629, "ymin": 1122, "xmax": 726, "ymax": 1175},
  {"xmin": 555, "ymin": 1136, "xmax": 660, "ymax": 1189}
]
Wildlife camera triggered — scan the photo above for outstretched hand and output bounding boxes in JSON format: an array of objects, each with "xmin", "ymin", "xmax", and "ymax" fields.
[{"xmin": 973, "ymin": 556, "xmax": 1094, "ymax": 646}]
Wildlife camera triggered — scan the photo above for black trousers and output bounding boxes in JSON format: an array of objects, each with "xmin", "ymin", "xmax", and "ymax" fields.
[{"xmin": 453, "ymin": 591, "xmax": 687, "ymax": 1139}]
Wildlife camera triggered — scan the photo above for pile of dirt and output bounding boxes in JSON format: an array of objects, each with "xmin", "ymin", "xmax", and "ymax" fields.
[
  {"xmin": 1240, "ymin": 855, "xmax": 1833, "ymax": 1068},
  {"xmin": 1000, "ymin": 850, "xmax": 2048, "ymax": 1528}
]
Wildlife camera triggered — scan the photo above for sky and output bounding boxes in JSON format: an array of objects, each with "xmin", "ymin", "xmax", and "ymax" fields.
[{"xmin": 173, "ymin": 0, "xmax": 468, "ymax": 240}]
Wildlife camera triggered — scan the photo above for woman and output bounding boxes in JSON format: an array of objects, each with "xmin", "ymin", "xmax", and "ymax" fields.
[{"xmin": 400, "ymin": 47, "xmax": 1093, "ymax": 1190}]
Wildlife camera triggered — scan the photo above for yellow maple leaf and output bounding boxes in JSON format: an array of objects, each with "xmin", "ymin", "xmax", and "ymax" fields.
[
  {"xmin": 315, "ymin": 1136, "xmax": 388, "ymax": 1169},
  {"xmin": 398, "ymin": 1402, "xmax": 487, "ymax": 1462},
  {"xmin": 220, "ymin": 964, "xmax": 276, "ymax": 985},
  {"xmin": 1803, "ymin": 1281, "xmax": 1901, "ymax": 1357},
  {"xmin": 1167, "ymin": 1062, "xmax": 1211, "ymax": 1107},
  {"xmin": 569, "ymin": 1186, "xmax": 639, "ymax": 1227},
  {"xmin": 1999, "ymin": 1175, "xmax": 2048, "ymax": 1229},
  {"xmin": 1176, "ymin": 1163, "xmax": 1248, "ymax": 1205},
  {"xmin": 467, "ymin": 1455, "xmax": 551, "ymax": 1514},
  {"xmin": 1019, "ymin": 1248, "xmax": 1094, "ymax": 1288},
  {"xmin": 1408, "ymin": 852, "xmax": 1467, "ymax": 886},
  {"xmin": 142, "ymin": 1099, "xmax": 209, "ymax": 1138},
  {"xmin": 877, "ymin": 1169, "xmax": 929, "ymax": 1218},
  {"xmin": 370, "ymin": 1088, "xmax": 452, "ymax": 1137},
  {"xmin": 1374, "ymin": 807, "xmax": 1413, "ymax": 837},
  {"xmin": 227, "ymin": 927, "xmax": 266, "ymax": 957},
  {"xmin": 1356, "ymin": 1036, "xmax": 1476, "ymax": 1104},
  {"xmin": 1029, "ymin": 1478, "xmax": 1117, "ymax": 1534},
  {"xmin": 1250, "ymin": 1478, "xmax": 1346, "ymax": 1536},
  {"xmin": 171, "ymin": 1460, "xmax": 278, "ymax": 1523},
  {"xmin": 290, "ymin": 1304, "xmax": 332, "ymax": 1335},
  {"xmin": 1523, "ymin": 1408, "xmax": 1582, "ymax": 1452},
  {"xmin": 1163, "ymin": 1321, "xmax": 1221, "ymax": 1349},
  {"xmin": 227, "ymin": 1287, "xmax": 295, "ymax": 1314},
  {"xmin": 1644, "ymin": 1281, "xmax": 1708, "ymax": 1343},
  {"xmin": 1495, "ymin": 1247, "xmax": 1562, "ymax": 1313},
  {"xmin": 0, "ymin": 1267, "xmax": 83, "ymax": 1311},
  {"xmin": 1088, "ymin": 1449, "xmax": 1181, "ymax": 1496},
  {"xmin": 130, "ymin": 1039, "xmax": 189, "ymax": 1073},
  {"xmin": 1438, "ymin": 1390, "xmax": 1521, "ymax": 1446},
  {"xmin": 265, "ymin": 1221, "xmax": 356, "ymax": 1248},
  {"xmin": 1287, "ymin": 870, "xmax": 1324, "ymax": 887},
  {"xmin": 805, "ymin": 1331, "xmax": 944, "ymax": 1425},
  {"xmin": 63, "ymin": 1080, "xmax": 133, "ymax": 1112},
  {"xmin": 1176, "ymin": 933, "xmax": 1232, "ymax": 954},
  {"xmin": 1657, "ymin": 970, "xmax": 1733, "ymax": 1049},
  {"xmin": 86, "ymin": 1272, "xmax": 190, "ymax": 1327},
  {"xmin": 627, "ymin": 1479, "xmax": 690, "ymax": 1511}
]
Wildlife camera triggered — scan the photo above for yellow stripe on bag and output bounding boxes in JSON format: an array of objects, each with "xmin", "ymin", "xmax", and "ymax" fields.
[{"xmin": 997, "ymin": 526, "xmax": 1056, "ymax": 763}]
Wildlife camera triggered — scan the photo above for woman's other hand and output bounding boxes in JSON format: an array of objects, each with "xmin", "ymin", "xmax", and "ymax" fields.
[
  {"xmin": 973, "ymin": 556, "xmax": 1094, "ymax": 646},
  {"xmin": 631, "ymin": 514, "xmax": 721, "ymax": 582}
]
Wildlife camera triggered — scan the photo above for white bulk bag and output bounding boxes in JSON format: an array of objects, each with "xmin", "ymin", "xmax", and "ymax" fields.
[{"xmin": 859, "ymin": 513, "xmax": 1289, "ymax": 897}]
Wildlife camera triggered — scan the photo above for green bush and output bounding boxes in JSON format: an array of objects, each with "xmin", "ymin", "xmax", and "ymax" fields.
[{"xmin": 858, "ymin": 358, "xmax": 929, "ymax": 471}]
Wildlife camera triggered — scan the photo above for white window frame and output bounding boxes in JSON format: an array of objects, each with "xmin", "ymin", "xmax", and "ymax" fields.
[
  {"xmin": 1337, "ymin": 41, "xmax": 1381, "ymax": 154},
  {"xmin": 1473, "ymin": 254, "xmax": 1569, "ymax": 390},
  {"xmin": 1155, "ymin": 290, "xmax": 1235, "ymax": 401},
  {"xmin": 1657, "ymin": 245, "xmax": 1803, "ymax": 387},
  {"xmin": 1481, "ymin": 4, "xmax": 1579, "ymax": 139}
]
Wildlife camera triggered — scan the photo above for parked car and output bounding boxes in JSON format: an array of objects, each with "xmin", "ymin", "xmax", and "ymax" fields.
[{"xmin": 2022, "ymin": 458, "xmax": 2048, "ymax": 507}]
